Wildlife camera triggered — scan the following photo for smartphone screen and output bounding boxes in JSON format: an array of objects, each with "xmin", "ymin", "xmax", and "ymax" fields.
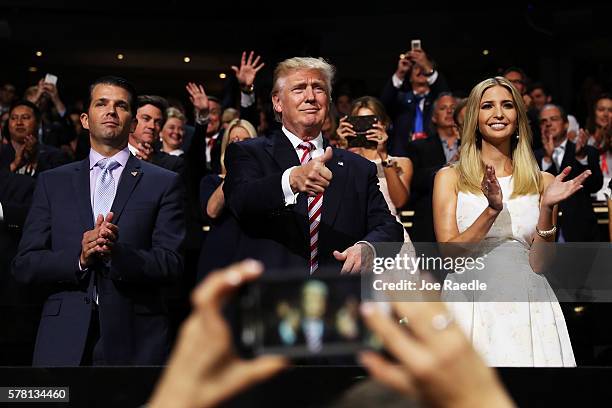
[
  {"xmin": 44, "ymin": 73, "xmax": 58, "ymax": 86},
  {"xmin": 239, "ymin": 274, "xmax": 381, "ymax": 358},
  {"xmin": 411, "ymin": 39, "xmax": 421, "ymax": 51}
]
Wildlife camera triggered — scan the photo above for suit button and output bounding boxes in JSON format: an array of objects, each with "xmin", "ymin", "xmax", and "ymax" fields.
[{"xmin": 84, "ymin": 296, "xmax": 90, "ymax": 304}]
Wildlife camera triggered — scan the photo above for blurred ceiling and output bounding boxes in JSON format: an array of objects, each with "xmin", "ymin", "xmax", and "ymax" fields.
[{"xmin": 1, "ymin": 1, "xmax": 610, "ymax": 111}]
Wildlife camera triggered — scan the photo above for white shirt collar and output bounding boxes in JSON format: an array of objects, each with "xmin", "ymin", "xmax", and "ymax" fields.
[
  {"xmin": 128, "ymin": 143, "xmax": 139, "ymax": 156},
  {"xmin": 281, "ymin": 126, "xmax": 324, "ymax": 152},
  {"xmin": 89, "ymin": 146, "xmax": 130, "ymax": 170}
]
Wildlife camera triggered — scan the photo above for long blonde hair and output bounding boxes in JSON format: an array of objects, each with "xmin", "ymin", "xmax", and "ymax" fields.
[
  {"xmin": 220, "ymin": 118, "xmax": 257, "ymax": 174},
  {"xmin": 455, "ymin": 76, "xmax": 542, "ymax": 197}
]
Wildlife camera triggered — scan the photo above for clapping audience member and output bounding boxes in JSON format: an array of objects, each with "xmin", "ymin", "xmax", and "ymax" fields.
[
  {"xmin": 128, "ymin": 95, "xmax": 184, "ymax": 173},
  {"xmin": 381, "ymin": 47, "xmax": 449, "ymax": 157},
  {"xmin": 586, "ymin": 94, "xmax": 612, "ymax": 151},
  {"xmin": 196, "ymin": 118, "xmax": 257, "ymax": 281},
  {"xmin": 337, "ymin": 96, "xmax": 412, "ymax": 240},
  {"xmin": 0, "ymin": 100, "xmax": 69, "ymax": 176},
  {"xmin": 535, "ymin": 104, "xmax": 603, "ymax": 242},
  {"xmin": 160, "ymin": 107, "xmax": 186, "ymax": 157}
]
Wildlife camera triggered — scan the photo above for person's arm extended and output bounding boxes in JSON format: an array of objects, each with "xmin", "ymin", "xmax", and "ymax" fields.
[
  {"xmin": 433, "ymin": 166, "xmax": 501, "ymax": 243},
  {"xmin": 383, "ymin": 156, "xmax": 412, "ymax": 209},
  {"xmin": 206, "ymin": 182, "xmax": 225, "ymax": 219}
]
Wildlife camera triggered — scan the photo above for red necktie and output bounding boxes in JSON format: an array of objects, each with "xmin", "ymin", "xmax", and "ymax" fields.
[{"xmin": 299, "ymin": 142, "xmax": 322, "ymax": 274}]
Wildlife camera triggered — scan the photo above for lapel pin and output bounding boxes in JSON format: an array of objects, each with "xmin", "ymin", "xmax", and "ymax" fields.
[
  {"xmin": 131, "ymin": 171, "xmax": 138, "ymax": 177},
  {"xmin": 338, "ymin": 161, "xmax": 344, "ymax": 166}
]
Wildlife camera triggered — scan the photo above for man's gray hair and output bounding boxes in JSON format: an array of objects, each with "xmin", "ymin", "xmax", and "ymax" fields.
[
  {"xmin": 272, "ymin": 57, "xmax": 335, "ymax": 96},
  {"xmin": 271, "ymin": 57, "xmax": 335, "ymax": 122}
]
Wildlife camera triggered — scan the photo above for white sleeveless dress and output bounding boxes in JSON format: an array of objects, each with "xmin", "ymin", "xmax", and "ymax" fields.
[
  {"xmin": 443, "ymin": 176, "xmax": 576, "ymax": 367},
  {"xmin": 372, "ymin": 157, "xmax": 411, "ymax": 242}
]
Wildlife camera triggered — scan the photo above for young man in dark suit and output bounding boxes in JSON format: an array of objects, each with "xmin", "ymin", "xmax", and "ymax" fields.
[
  {"xmin": 223, "ymin": 57, "xmax": 404, "ymax": 276},
  {"xmin": 12, "ymin": 76, "xmax": 185, "ymax": 366}
]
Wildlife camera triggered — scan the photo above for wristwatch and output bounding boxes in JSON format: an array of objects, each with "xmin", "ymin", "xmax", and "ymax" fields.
[
  {"xmin": 241, "ymin": 84, "xmax": 255, "ymax": 94},
  {"xmin": 381, "ymin": 157, "xmax": 394, "ymax": 168}
]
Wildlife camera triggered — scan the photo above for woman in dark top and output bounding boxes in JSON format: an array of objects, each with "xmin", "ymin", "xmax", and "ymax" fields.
[{"xmin": 197, "ymin": 118, "xmax": 257, "ymax": 281}]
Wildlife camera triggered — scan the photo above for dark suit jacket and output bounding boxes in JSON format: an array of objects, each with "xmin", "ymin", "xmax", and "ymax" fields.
[
  {"xmin": 0, "ymin": 170, "xmax": 35, "ymax": 304},
  {"xmin": 222, "ymin": 130, "xmax": 404, "ymax": 276},
  {"xmin": 380, "ymin": 72, "xmax": 449, "ymax": 158},
  {"xmin": 406, "ymin": 134, "xmax": 453, "ymax": 242},
  {"xmin": 12, "ymin": 154, "xmax": 185, "ymax": 366},
  {"xmin": 534, "ymin": 141, "xmax": 603, "ymax": 241},
  {"xmin": 152, "ymin": 150, "xmax": 184, "ymax": 175}
]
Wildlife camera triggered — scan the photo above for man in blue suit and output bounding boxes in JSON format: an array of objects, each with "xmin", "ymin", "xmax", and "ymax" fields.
[
  {"xmin": 223, "ymin": 57, "xmax": 403, "ymax": 276},
  {"xmin": 12, "ymin": 76, "xmax": 185, "ymax": 366}
]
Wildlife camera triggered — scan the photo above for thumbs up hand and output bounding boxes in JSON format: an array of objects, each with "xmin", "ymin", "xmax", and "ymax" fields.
[{"xmin": 289, "ymin": 146, "xmax": 333, "ymax": 196}]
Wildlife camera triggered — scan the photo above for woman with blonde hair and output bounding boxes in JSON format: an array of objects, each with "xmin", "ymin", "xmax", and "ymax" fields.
[
  {"xmin": 197, "ymin": 118, "xmax": 257, "ymax": 280},
  {"xmin": 433, "ymin": 77, "xmax": 591, "ymax": 367}
]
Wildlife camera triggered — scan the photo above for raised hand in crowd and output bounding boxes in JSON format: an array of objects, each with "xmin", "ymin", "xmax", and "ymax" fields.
[
  {"xmin": 24, "ymin": 79, "xmax": 46, "ymax": 105},
  {"xmin": 359, "ymin": 300, "xmax": 515, "ymax": 408},
  {"xmin": 231, "ymin": 51, "xmax": 265, "ymax": 91},
  {"xmin": 148, "ymin": 260, "xmax": 288, "ymax": 408},
  {"xmin": 395, "ymin": 53, "xmax": 414, "ymax": 82},
  {"xmin": 406, "ymin": 48, "xmax": 434, "ymax": 74},
  {"xmin": 186, "ymin": 82, "xmax": 210, "ymax": 116},
  {"xmin": 289, "ymin": 146, "xmax": 333, "ymax": 196},
  {"xmin": 42, "ymin": 81, "xmax": 66, "ymax": 115}
]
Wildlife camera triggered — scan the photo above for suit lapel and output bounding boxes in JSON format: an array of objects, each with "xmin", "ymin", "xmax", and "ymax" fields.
[
  {"xmin": 73, "ymin": 158, "xmax": 94, "ymax": 230},
  {"xmin": 110, "ymin": 155, "xmax": 142, "ymax": 223},
  {"xmin": 266, "ymin": 131, "xmax": 309, "ymax": 240},
  {"xmin": 321, "ymin": 148, "xmax": 347, "ymax": 229},
  {"xmin": 266, "ymin": 130, "xmax": 301, "ymax": 170},
  {"xmin": 431, "ymin": 133, "xmax": 447, "ymax": 165}
]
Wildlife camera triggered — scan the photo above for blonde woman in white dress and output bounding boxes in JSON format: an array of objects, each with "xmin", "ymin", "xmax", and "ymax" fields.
[{"xmin": 433, "ymin": 77, "xmax": 591, "ymax": 367}]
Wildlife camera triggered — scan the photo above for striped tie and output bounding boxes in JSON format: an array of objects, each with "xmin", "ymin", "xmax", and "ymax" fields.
[
  {"xmin": 92, "ymin": 158, "xmax": 120, "ymax": 221},
  {"xmin": 298, "ymin": 142, "xmax": 322, "ymax": 274}
]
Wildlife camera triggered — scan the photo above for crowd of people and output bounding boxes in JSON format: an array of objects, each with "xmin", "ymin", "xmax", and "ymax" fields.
[{"xmin": 0, "ymin": 47, "xmax": 611, "ymax": 406}]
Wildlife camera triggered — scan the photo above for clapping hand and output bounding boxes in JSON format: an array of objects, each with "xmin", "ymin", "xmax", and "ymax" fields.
[
  {"xmin": 541, "ymin": 166, "xmax": 591, "ymax": 209},
  {"xmin": 481, "ymin": 165, "xmax": 503, "ymax": 212}
]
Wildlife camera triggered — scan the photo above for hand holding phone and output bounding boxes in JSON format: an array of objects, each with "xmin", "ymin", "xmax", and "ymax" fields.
[{"xmin": 44, "ymin": 73, "xmax": 58, "ymax": 86}]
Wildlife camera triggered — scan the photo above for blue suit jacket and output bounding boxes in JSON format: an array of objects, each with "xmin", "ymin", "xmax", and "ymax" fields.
[
  {"xmin": 223, "ymin": 130, "xmax": 404, "ymax": 276},
  {"xmin": 12, "ymin": 154, "xmax": 185, "ymax": 366}
]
